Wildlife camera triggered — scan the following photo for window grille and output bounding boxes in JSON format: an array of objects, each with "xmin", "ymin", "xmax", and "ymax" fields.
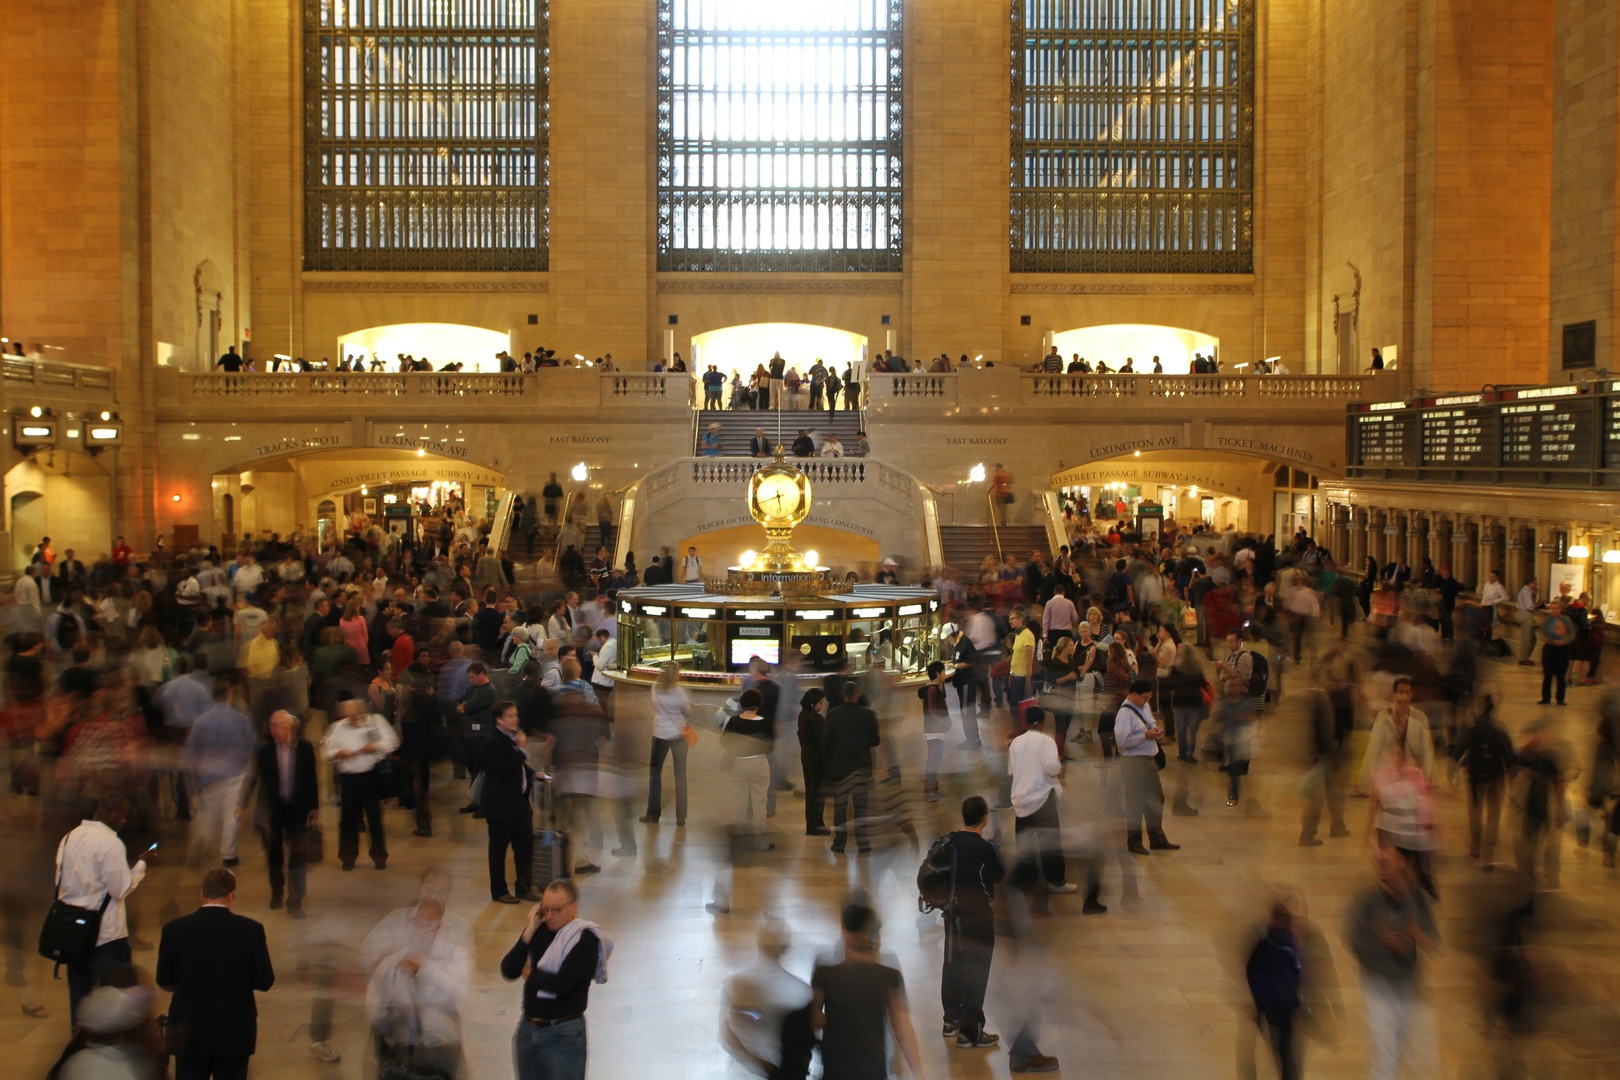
[
  {"xmin": 1011, "ymin": 0, "xmax": 1253, "ymax": 273},
  {"xmin": 304, "ymin": 0, "xmax": 548, "ymax": 271},
  {"xmin": 657, "ymin": 0, "xmax": 903, "ymax": 273}
]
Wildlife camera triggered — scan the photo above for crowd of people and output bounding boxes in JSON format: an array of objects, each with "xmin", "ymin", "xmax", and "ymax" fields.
[{"xmin": 2, "ymin": 499, "xmax": 1615, "ymax": 1079}]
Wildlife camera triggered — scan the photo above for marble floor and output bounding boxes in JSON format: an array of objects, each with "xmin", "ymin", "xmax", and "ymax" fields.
[{"xmin": 3, "ymin": 624, "xmax": 1618, "ymax": 1080}]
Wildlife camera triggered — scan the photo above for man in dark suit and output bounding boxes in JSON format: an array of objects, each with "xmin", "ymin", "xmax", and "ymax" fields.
[
  {"xmin": 821, "ymin": 682, "xmax": 882, "ymax": 855},
  {"xmin": 157, "ymin": 868, "xmax": 275, "ymax": 1080},
  {"xmin": 257, "ymin": 710, "xmax": 319, "ymax": 916},
  {"xmin": 482, "ymin": 700, "xmax": 541, "ymax": 904}
]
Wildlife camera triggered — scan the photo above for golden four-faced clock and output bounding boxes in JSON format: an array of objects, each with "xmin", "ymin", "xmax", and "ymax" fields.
[{"xmin": 747, "ymin": 456, "xmax": 811, "ymax": 528}]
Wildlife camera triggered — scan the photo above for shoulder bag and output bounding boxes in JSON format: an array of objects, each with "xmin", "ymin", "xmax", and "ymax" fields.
[{"xmin": 38, "ymin": 834, "xmax": 111, "ymax": 970}]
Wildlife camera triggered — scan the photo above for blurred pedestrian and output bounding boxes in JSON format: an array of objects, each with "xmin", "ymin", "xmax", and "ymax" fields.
[
  {"xmin": 1344, "ymin": 845, "xmax": 1440, "ymax": 1079},
  {"xmin": 181, "ymin": 678, "xmax": 256, "ymax": 868},
  {"xmin": 810, "ymin": 901, "xmax": 923, "ymax": 1079},
  {"xmin": 255, "ymin": 710, "xmax": 318, "ymax": 916},
  {"xmin": 1009, "ymin": 706, "xmax": 1075, "ymax": 907},
  {"xmin": 1451, "ymin": 696, "xmax": 1516, "ymax": 864},
  {"xmin": 720, "ymin": 917, "xmax": 813, "ymax": 1080},
  {"xmin": 1245, "ymin": 900, "xmax": 1306, "ymax": 1080},
  {"xmin": 1513, "ymin": 723, "xmax": 1565, "ymax": 893},
  {"xmin": 361, "ymin": 869, "xmax": 473, "ymax": 1079},
  {"xmin": 822, "ymin": 682, "xmax": 880, "ymax": 855}
]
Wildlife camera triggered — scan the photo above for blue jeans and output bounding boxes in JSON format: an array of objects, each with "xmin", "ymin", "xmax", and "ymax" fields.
[
  {"xmin": 1173, "ymin": 706, "xmax": 1203, "ymax": 764},
  {"xmin": 513, "ymin": 1017, "xmax": 587, "ymax": 1080}
]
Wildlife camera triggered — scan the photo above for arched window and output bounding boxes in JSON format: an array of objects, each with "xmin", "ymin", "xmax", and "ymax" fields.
[
  {"xmin": 1011, "ymin": 0, "xmax": 1254, "ymax": 273},
  {"xmin": 657, "ymin": 0, "xmax": 903, "ymax": 272},
  {"xmin": 303, "ymin": 0, "xmax": 549, "ymax": 271}
]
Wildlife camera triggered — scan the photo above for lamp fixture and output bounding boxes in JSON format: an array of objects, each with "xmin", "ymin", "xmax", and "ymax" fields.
[
  {"xmin": 1569, "ymin": 544, "xmax": 1591, "ymax": 559},
  {"xmin": 1603, "ymin": 549, "xmax": 1620, "ymax": 565}
]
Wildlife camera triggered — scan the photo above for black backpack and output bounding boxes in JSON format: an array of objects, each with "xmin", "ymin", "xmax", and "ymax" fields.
[
  {"xmin": 917, "ymin": 833, "xmax": 957, "ymax": 914},
  {"xmin": 1246, "ymin": 650, "xmax": 1270, "ymax": 701}
]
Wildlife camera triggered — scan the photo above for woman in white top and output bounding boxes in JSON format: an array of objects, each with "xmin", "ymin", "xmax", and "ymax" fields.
[
  {"xmin": 642, "ymin": 663, "xmax": 691, "ymax": 825},
  {"xmin": 360, "ymin": 869, "xmax": 473, "ymax": 1078},
  {"xmin": 819, "ymin": 433, "xmax": 844, "ymax": 457}
]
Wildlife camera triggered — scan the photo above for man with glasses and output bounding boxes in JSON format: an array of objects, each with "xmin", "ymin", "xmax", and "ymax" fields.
[{"xmin": 502, "ymin": 880, "xmax": 613, "ymax": 1080}]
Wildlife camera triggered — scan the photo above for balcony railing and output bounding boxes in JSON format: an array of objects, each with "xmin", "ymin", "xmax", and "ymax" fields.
[
  {"xmin": 161, "ymin": 370, "xmax": 692, "ymax": 414},
  {"xmin": 2, "ymin": 357, "xmax": 117, "ymax": 396},
  {"xmin": 868, "ymin": 370, "xmax": 1387, "ymax": 412}
]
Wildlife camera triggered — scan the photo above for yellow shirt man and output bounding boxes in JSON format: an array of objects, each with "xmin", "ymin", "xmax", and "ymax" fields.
[
  {"xmin": 1009, "ymin": 625, "xmax": 1037, "ymax": 679},
  {"xmin": 244, "ymin": 632, "xmax": 280, "ymax": 681}
]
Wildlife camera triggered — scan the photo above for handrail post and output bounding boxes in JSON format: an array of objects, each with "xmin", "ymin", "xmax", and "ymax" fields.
[{"xmin": 986, "ymin": 489, "xmax": 1003, "ymax": 563}]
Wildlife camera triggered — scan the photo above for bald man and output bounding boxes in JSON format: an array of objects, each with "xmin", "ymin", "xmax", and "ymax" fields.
[{"xmin": 256, "ymin": 711, "xmax": 319, "ymax": 916}]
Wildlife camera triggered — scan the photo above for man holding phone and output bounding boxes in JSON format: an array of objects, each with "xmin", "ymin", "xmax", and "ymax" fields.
[{"xmin": 54, "ymin": 792, "xmax": 152, "ymax": 1018}]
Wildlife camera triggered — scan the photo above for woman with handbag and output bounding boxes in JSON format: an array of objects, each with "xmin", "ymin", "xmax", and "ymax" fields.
[
  {"xmin": 361, "ymin": 868, "xmax": 472, "ymax": 1080},
  {"xmin": 643, "ymin": 663, "xmax": 692, "ymax": 826}
]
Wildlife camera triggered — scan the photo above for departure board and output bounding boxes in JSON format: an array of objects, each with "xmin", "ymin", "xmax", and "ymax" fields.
[
  {"xmin": 1499, "ymin": 399, "xmax": 1593, "ymax": 469},
  {"xmin": 1420, "ymin": 408, "xmax": 1494, "ymax": 466},
  {"xmin": 1355, "ymin": 412, "xmax": 1411, "ymax": 468},
  {"xmin": 1605, "ymin": 397, "xmax": 1620, "ymax": 468}
]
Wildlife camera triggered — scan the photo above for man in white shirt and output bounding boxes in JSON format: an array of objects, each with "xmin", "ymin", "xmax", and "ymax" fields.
[
  {"xmin": 682, "ymin": 546, "xmax": 703, "ymax": 584},
  {"xmin": 56, "ymin": 792, "xmax": 153, "ymax": 1017},
  {"xmin": 1115, "ymin": 679, "xmax": 1180, "ymax": 856},
  {"xmin": 589, "ymin": 628, "xmax": 619, "ymax": 719},
  {"xmin": 1516, "ymin": 577, "xmax": 1539, "ymax": 665},
  {"xmin": 322, "ymin": 698, "xmax": 400, "ymax": 871},
  {"xmin": 1040, "ymin": 581, "xmax": 1079, "ymax": 648},
  {"xmin": 232, "ymin": 555, "xmax": 265, "ymax": 601},
  {"xmin": 13, "ymin": 564, "xmax": 41, "ymax": 617},
  {"xmin": 1477, "ymin": 569, "xmax": 1509, "ymax": 648},
  {"xmin": 1007, "ymin": 707, "xmax": 1076, "ymax": 907}
]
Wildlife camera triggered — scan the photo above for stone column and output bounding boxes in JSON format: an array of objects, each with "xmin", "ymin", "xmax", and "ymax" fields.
[
  {"xmin": 1534, "ymin": 523, "xmax": 1556, "ymax": 594},
  {"xmin": 1349, "ymin": 507, "xmax": 1367, "ymax": 570},
  {"xmin": 1452, "ymin": 518, "xmax": 1475, "ymax": 586},
  {"xmin": 1477, "ymin": 518, "xmax": 1497, "ymax": 590},
  {"xmin": 1505, "ymin": 522, "xmax": 1527, "ymax": 595}
]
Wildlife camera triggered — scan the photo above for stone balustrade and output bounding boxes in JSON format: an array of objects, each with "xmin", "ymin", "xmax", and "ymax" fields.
[{"xmin": 867, "ymin": 368, "xmax": 1387, "ymax": 413}]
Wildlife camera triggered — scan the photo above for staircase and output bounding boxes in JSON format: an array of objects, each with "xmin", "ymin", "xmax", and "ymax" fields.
[
  {"xmin": 524, "ymin": 523, "xmax": 609, "ymax": 560},
  {"xmin": 693, "ymin": 408, "xmax": 865, "ymax": 457},
  {"xmin": 939, "ymin": 525, "xmax": 1051, "ymax": 570}
]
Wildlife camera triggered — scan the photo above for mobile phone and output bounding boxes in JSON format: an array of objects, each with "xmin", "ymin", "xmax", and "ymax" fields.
[{"xmin": 145, "ymin": 842, "xmax": 159, "ymax": 853}]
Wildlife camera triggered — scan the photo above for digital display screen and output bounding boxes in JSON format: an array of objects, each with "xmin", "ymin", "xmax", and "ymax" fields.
[
  {"xmin": 1355, "ymin": 412, "xmax": 1411, "ymax": 467},
  {"xmin": 730, "ymin": 639, "xmax": 780, "ymax": 666}
]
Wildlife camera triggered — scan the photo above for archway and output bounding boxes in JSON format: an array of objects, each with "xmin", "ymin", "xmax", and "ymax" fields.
[
  {"xmin": 336, "ymin": 323, "xmax": 510, "ymax": 373},
  {"xmin": 4, "ymin": 450, "xmax": 114, "ymax": 572},
  {"xmin": 1052, "ymin": 323, "xmax": 1219, "ymax": 374},
  {"xmin": 690, "ymin": 322, "xmax": 867, "ymax": 383},
  {"xmin": 211, "ymin": 447, "xmax": 508, "ymax": 550}
]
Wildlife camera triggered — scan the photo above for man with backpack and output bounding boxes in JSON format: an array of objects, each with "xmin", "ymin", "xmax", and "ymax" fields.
[
  {"xmin": 921, "ymin": 796, "xmax": 1005, "ymax": 1052},
  {"xmin": 1451, "ymin": 697, "xmax": 1516, "ymax": 863},
  {"xmin": 1219, "ymin": 629, "xmax": 1268, "ymax": 810},
  {"xmin": 1246, "ymin": 901, "xmax": 1306, "ymax": 1080}
]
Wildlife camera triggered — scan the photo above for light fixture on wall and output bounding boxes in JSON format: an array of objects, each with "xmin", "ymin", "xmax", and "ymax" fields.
[
  {"xmin": 1604, "ymin": 549, "xmax": 1620, "ymax": 565},
  {"xmin": 171, "ymin": 493, "xmax": 182, "ymax": 502},
  {"xmin": 1569, "ymin": 544, "xmax": 1591, "ymax": 559}
]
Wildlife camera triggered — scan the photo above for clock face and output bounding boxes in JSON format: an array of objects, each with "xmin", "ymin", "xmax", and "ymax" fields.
[{"xmin": 754, "ymin": 473, "xmax": 801, "ymax": 519}]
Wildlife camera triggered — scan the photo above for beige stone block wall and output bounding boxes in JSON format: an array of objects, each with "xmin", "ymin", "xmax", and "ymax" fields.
[
  {"xmin": 146, "ymin": 0, "xmax": 253, "ymax": 368},
  {"xmin": 904, "ymin": 0, "xmax": 1010, "ymax": 363},
  {"xmin": 1305, "ymin": 0, "xmax": 1416, "ymax": 376},
  {"xmin": 0, "ymin": 0, "xmax": 134, "ymax": 368},
  {"xmin": 1549, "ymin": 0, "xmax": 1620, "ymax": 375},
  {"xmin": 1416, "ymin": 0, "xmax": 1552, "ymax": 391},
  {"xmin": 246, "ymin": 0, "xmax": 299, "ymax": 363},
  {"xmin": 547, "ymin": 0, "xmax": 654, "ymax": 362}
]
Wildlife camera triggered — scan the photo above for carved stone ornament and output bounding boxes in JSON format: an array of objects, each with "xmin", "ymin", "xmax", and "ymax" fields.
[
  {"xmin": 1008, "ymin": 282, "xmax": 1253, "ymax": 296},
  {"xmin": 301, "ymin": 282, "xmax": 547, "ymax": 294}
]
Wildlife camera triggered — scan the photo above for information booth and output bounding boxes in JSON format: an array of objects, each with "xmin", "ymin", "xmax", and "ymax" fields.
[{"xmin": 615, "ymin": 584, "xmax": 942, "ymax": 687}]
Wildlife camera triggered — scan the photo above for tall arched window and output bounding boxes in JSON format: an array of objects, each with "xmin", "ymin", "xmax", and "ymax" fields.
[
  {"xmin": 1011, "ymin": 0, "xmax": 1254, "ymax": 273},
  {"xmin": 657, "ymin": 0, "xmax": 903, "ymax": 272},
  {"xmin": 304, "ymin": 0, "xmax": 549, "ymax": 271}
]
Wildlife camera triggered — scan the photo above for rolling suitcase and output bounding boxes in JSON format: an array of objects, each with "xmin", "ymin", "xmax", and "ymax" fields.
[{"xmin": 530, "ymin": 775, "xmax": 572, "ymax": 883}]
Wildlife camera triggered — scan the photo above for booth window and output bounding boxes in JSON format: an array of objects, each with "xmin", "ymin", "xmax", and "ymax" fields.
[
  {"xmin": 1011, "ymin": 0, "xmax": 1254, "ymax": 273},
  {"xmin": 303, "ymin": 0, "xmax": 549, "ymax": 271},
  {"xmin": 656, "ymin": 0, "xmax": 904, "ymax": 272}
]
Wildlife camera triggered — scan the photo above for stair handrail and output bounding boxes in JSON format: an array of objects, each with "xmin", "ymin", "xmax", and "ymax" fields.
[
  {"xmin": 486, "ymin": 488, "xmax": 518, "ymax": 560},
  {"xmin": 985, "ymin": 489, "xmax": 1004, "ymax": 563},
  {"xmin": 1035, "ymin": 489, "xmax": 1066, "ymax": 561},
  {"xmin": 919, "ymin": 481, "xmax": 956, "ymax": 524}
]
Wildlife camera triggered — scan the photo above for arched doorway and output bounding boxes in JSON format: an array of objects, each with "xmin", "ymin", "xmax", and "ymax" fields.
[
  {"xmin": 336, "ymin": 323, "xmax": 511, "ymax": 372},
  {"xmin": 1052, "ymin": 323, "xmax": 1219, "ymax": 374},
  {"xmin": 690, "ymin": 322, "xmax": 867, "ymax": 383},
  {"xmin": 4, "ymin": 451, "xmax": 114, "ymax": 572}
]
